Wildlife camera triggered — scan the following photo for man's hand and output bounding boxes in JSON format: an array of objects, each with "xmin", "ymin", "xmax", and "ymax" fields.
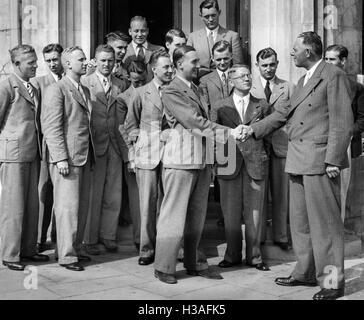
[
  {"xmin": 86, "ymin": 58, "xmax": 96, "ymax": 76},
  {"xmin": 326, "ymin": 165, "xmax": 340, "ymax": 179},
  {"xmin": 241, "ymin": 125, "xmax": 254, "ymax": 142},
  {"xmin": 57, "ymin": 160, "xmax": 69, "ymax": 176},
  {"xmin": 127, "ymin": 160, "xmax": 136, "ymax": 173},
  {"xmin": 230, "ymin": 125, "xmax": 244, "ymax": 140}
]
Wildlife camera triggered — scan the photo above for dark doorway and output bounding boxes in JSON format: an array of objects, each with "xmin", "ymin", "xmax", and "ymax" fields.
[{"xmin": 106, "ymin": 0, "xmax": 174, "ymax": 46}]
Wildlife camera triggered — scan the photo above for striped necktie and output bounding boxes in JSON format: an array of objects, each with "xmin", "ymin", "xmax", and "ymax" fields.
[{"xmin": 26, "ymin": 82, "xmax": 34, "ymax": 100}]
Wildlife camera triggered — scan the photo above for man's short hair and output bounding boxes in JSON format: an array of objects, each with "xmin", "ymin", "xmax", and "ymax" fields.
[
  {"xmin": 61, "ymin": 46, "xmax": 84, "ymax": 68},
  {"xmin": 165, "ymin": 28, "xmax": 187, "ymax": 44},
  {"xmin": 150, "ymin": 48, "xmax": 170, "ymax": 68},
  {"xmin": 43, "ymin": 43, "xmax": 64, "ymax": 56},
  {"xmin": 105, "ymin": 31, "xmax": 131, "ymax": 44},
  {"xmin": 95, "ymin": 44, "xmax": 115, "ymax": 57},
  {"xmin": 256, "ymin": 47, "xmax": 277, "ymax": 62},
  {"xmin": 212, "ymin": 40, "xmax": 232, "ymax": 55},
  {"xmin": 173, "ymin": 45, "xmax": 196, "ymax": 68},
  {"xmin": 199, "ymin": 0, "xmax": 220, "ymax": 13},
  {"xmin": 325, "ymin": 44, "xmax": 349, "ymax": 61},
  {"xmin": 124, "ymin": 56, "xmax": 147, "ymax": 75},
  {"xmin": 228, "ymin": 64, "xmax": 251, "ymax": 79},
  {"xmin": 298, "ymin": 31, "xmax": 323, "ymax": 57},
  {"xmin": 9, "ymin": 44, "xmax": 36, "ymax": 64},
  {"xmin": 130, "ymin": 16, "xmax": 148, "ymax": 28}
]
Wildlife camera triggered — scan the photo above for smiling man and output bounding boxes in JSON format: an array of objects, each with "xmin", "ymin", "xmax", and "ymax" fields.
[{"xmin": 187, "ymin": 0, "xmax": 243, "ymax": 78}]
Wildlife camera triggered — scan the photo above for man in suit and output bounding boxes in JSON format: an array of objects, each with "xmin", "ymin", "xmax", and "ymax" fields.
[
  {"xmin": 0, "ymin": 45, "xmax": 49, "ymax": 271},
  {"xmin": 187, "ymin": 0, "xmax": 243, "ymax": 79},
  {"xmin": 32, "ymin": 43, "xmax": 64, "ymax": 253},
  {"xmin": 82, "ymin": 45, "xmax": 129, "ymax": 255},
  {"xmin": 242, "ymin": 32, "xmax": 353, "ymax": 300},
  {"xmin": 324, "ymin": 44, "xmax": 364, "ymax": 222},
  {"xmin": 165, "ymin": 28, "xmax": 187, "ymax": 62},
  {"xmin": 154, "ymin": 45, "xmax": 244, "ymax": 284},
  {"xmin": 251, "ymin": 48, "xmax": 295, "ymax": 251},
  {"xmin": 216, "ymin": 64, "xmax": 270, "ymax": 271},
  {"xmin": 123, "ymin": 16, "xmax": 164, "ymax": 83},
  {"xmin": 118, "ymin": 57, "xmax": 148, "ymax": 250},
  {"xmin": 124, "ymin": 49, "xmax": 173, "ymax": 266},
  {"xmin": 42, "ymin": 46, "xmax": 95, "ymax": 272}
]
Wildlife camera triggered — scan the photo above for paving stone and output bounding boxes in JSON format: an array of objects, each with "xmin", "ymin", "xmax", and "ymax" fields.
[{"xmin": 0, "ymin": 287, "xmax": 61, "ymax": 300}]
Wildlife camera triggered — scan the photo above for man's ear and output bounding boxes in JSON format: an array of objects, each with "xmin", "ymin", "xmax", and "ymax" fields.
[
  {"xmin": 128, "ymin": 28, "xmax": 132, "ymax": 37},
  {"xmin": 341, "ymin": 57, "xmax": 347, "ymax": 67}
]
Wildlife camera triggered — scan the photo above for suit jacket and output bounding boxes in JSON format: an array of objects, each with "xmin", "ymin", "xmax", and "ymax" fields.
[
  {"xmin": 41, "ymin": 76, "xmax": 95, "ymax": 167},
  {"xmin": 82, "ymin": 73, "xmax": 129, "ymax": 162},
  {"xmin": 251, "ymin": 76, "xmax": 295, "ymax": 157},
  {"xmin": 0, "ymin": 74, "xmax": 41, "ymax": 162},
  {"xmin": 216, "ymin": 95, "xmax": 270, "ymax": 180},
  {"xmin": 187, "ymin": 26, "xmax": 243, "ymax": 76},
  {"xmin": 199, "ymin": 70, "xmax": 233, "ymax": 122},
  {"xmin": 348, "ymin": 79, "xmax": 364, "ymax": 158},
  {"xmin": 161, "ymin": 76, "xmax": 229, "ymax": 170},
  {"xmin": 125, "ymin": 81, "xmax": 168, "ymax": 169},
  {"xmin": 119, "ymin": 85, "xmax": 137, "ymax": 108},
  {"xmin": 123, "ymin": 42, "xmax": 164, "ymax": 82},
  {"xmin": 252, "ymin": 61, "xmax": 353, "ymax": 175}
]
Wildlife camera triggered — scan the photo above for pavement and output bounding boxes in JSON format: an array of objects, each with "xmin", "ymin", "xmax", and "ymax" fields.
[{"xmin": 0, "ymin": 214, "xmax": 364, "ymax": 301}]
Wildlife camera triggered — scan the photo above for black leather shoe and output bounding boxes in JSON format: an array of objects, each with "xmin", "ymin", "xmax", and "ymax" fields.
[
  {"xmin": 77, "ymin": 255, "xmax": 91, "ymax": 262},
  {"xmin": 60, "ymin": 262, "xmax": 85, "ymax": 271},
  {"xmin": 274, "ymin": 242, "xmax": 292, "ymax": 251},
  {"xmin": 312, "ymin": 288, "xmax": 344, "ymax": 300},
  {"xmin": 2, "ymin": 261, "xmax": 25, "ymax": 271},
  {"xmin": 21, "ymin": 253, "xmax": 50, "ymax": 262},
  {"xmin": 154, "ymin": 270, "xmax": 177, "ymax": 284},
  {"xmin": 275, "ymin": 276, "xmax": 317, "ymax": 287},
  {"xmin": 187, "ymin": 268, "xmax": 223, "ymax": 280},
  {"xmin": 138, "ymin": 256, "xmax": 154, "ymax": 266},
  {"xmin": 218, "ymin": 260, "xmax": 242, "ymax": 268},
  {"xmin": 248, "ymin": 262, "xmax": 270, "ymax": 271}
]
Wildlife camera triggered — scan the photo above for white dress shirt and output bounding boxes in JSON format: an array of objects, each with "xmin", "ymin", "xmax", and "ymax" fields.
[
  {"xmin": 95, "ymin": 70, "xmax": 111, "ymax": 93},
  {"xmin": 233, "ymin": 92, "xmax": 250, "ymax": 123},
  {"xmin": 303, "ymin": 59, "xmax": 322, "ymax": 86},
  {"xmin": 132, "ymin": 41, "xmax": 148, "ymax": 56},
  {"xmin": 260, "ymin": 76, "xmax": 275, "ymax": 92},
  {"xmin": 206, "ymin": 26, "xmax": 219, "ymax": 43},
  {"xmin": 217, "ymin": 69, "xmax": 229, "ymax": 84}
]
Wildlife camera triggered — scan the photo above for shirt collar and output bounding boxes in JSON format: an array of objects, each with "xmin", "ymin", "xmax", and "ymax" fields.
[
  {"xmin": 216, "ymin": 69, "xmax": 229, "ymax": 81},
  {"xmin": 177, "ymin": 75, "xmax": 192, "ymax": 88},
  {"xmin": 95, "ymin": 70, "xmax": 111, "ymax": 84},
  {"xmin": 153, "ymin": 79, "xmax": 163, "ymax": 92},
  {"xmin": 132, "ymin": 41, "xmax": 148, "ymax": 53},
  {"xmin": 14, "ymin": 73, "xmax": 30, "ymax": 88},
  {"xmin": 66, "ymin": 75, "xmax": 81, "ymax": 89},
  {"xmin": 50, "ymin": 72, "xmax": 64, "ymax": 82},
  {"xmin": 306, "ymin": 59, "xmax": 322, "ymax": 78},
  {"xmin": 260, "ymin": 76, "xmax": 276, "ymax": 89},
  {"xmin": 206, "ymin": 26, "xmax": 219, "ymax": 38},
  {"xmin": 233, "ymin": 92, "xmax": 250, "ymax": 106}
]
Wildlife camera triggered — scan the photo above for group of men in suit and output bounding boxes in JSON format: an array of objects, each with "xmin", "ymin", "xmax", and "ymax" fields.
[{"xmin": 0, "ymin": 0, "xmax": 363, "ymax": 301}]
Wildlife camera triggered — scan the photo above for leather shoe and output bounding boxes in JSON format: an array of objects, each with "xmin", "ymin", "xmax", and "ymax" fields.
[
  {"xmin": 77, "ymin": 255, "xmax": 91, "ymax": 262},
  {"xmin": 2, "ymin": 261, "xmax": 25, "ymax": 271},
  {"xmin": 274, "ymin": 241, "xmax": 292, "ymax": 251},
  {"xmin": 187, "ymin": 268, "xmax": 223, "ymax": 280},
  {"xmin": 138, "ymin": 256, "xmax": 154, "ymax": 266},
  {"xmin": 154, "ymin": 270, "xmax": 177, "ymax": 284},
  {"xmin": 275, "ymin": 276, "xmax": 317, "ymax": 287},
  {"xmin": 21, "ymin": 253, "xmax": 49, "ymax": 262},
  {"xmin": 218, "ymin": 260, "xmax": 242, "ymax": 268},
  {"xmin": 312, "ymin": 288, "xmax": 344, "ymax": 300},
  {"xmin": 100, "ymin": 239, "xmax": 118, "ymax": 252},
  {"xmin": 60, "ymin": 262, "xmax": 85, "ymax": 272},
  {"xmin": 85, "ymin": 244, "xmax": 101, "ymax": 256}
]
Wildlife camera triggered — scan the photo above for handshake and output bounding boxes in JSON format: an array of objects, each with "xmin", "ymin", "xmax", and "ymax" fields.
[{"xmin": 230, "ymin": 125, "xmax": 254, "ymax": 142}]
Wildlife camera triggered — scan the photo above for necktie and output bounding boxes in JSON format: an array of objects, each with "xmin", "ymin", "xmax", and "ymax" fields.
[
  {"xmin": 208, "ymin": 31, "xmax": 215, "ymax": 55},
  {"xmin": 191, "ymin": 84, "xmax": 200, "ymax": 98},
  {"xmin": 103, "ymin": 78, "xmax": 111, "ymax": 98},
  {"xmin": 137, "ymin": 45, "xmax": 145, "ymax": 61},
  {"xmin": 26, "ymin": 82, "xmax": 34, "ymax": 100},
  {"xmin": 221, "ymin": 72, "xmax": 229, "ymax": 97},
  {"xmin": 158, "ymin": 86, "xmax": 163, "ymax": 98},
  {"xmin": 264, "ymin": 80, "xmax": 272, "ymax": 103},
  {"xmin": 77, "ymin": 83, "xmax": 87, "ymax": 103},
  {"xmin": 240, "ymin": 99, "xmax": 245, "ymax": 122}
]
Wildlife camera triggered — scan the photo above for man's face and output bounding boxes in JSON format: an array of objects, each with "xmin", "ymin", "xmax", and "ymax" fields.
[
  {"xmin": 291, "ymin": 38, "xmax": 309, "ymax": 68},
  {"xmin": 129, "ymin": 21, "xmax": 149, "ymax": 45},
  {"xmin": 230, "ymin": 67, "xmax": 252, "ymax": 93},
  {"xmin": 166, "ymin": 36, "xmax": 186, "ymax": 57},
  {"xmin": 129, "ymin": 71, "xmax": 147, "ymax": 88},
  {"xmin": 108, "ymin": 39, "xmax": 128, "ymax": 61},
  {"xmin": 213, "ymin": 49, "xmax": 232, "ymax": 72},
  {"xmin": 95, "ymin": 51, "xmax": 115, "ymax": 77},
  {"xmin": 200, "ymin": 7, "xmax": 220, "ymax": 30},
  {"xmin": 256, "ymin": 55, "xmax": 279, "ymax": 81},
  {"xmin": 67, "ymin": 50, "xmax": 88, "ymax": 76},
  {"xmin": 153, "ymin": 56, "xmax": 174, "ymax": 84},
  {"xmin": 325, "ymin": 50, "xmax": 345, "ymax": 69},
  {"xmin": 179, "ymin": 50, "xmax": 200, "ymax": 81},
  {"xmin": 44, "ymin": 51, "xmax": 63, "ymax": 75},
  {"xmin": 16, "ymin": 52, "xmax": 38, "ymax": 80}
]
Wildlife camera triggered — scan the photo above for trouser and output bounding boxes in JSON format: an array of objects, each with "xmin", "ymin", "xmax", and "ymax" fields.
[
  {"xmin": 0, "ymin": 160, "xmax": 40, "ymax": 262},
  {"xmin": 84, "ymin": 145, "xmax": 122, "ymax": 244},
  {"xmin": 49, "ymin": 160, "xmax": 92, "ymax": 265},
  {"xmin": 136, "ymin": 165, "xmax": 163, "ymax": 258},
  {"xmin": 340, "ymin": 145, "xmax": 352, "ymax": 222},
  {"xmin": 290, "ymin": 174, "xmax": 345, "ymax": 289},
  {"xmin": 154, "ymin": 167, "xmax": 210, "ymax": 275},
  {"xmin": 219, "ymin": 164, "xmax": 265, "ymax": 265},
  {"xmin": 38, "ymin": 158, "xmax": 56, "ymax": 244}
]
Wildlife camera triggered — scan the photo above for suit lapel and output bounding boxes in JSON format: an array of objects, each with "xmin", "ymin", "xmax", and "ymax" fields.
[
  {"xmin": 243, "ymin": 97, "xmax": 261, "ymax": 125},
  {"xmin": 64, "ymin": 77, "xmax": 89, "ymax": 111},
  {"xmin": 11, "ymin": 75, "xmax": 36, "ymax": 107},
  {"xmin": 224, "ymin": 96, "xmax": 242, "ymax": 126},
  {"xmin": 146, "ymin": 82, "xmax": 162, "ymax": 111},
  {"xmin": 216, "ymin": 26, "xmax": 227, "ymax": 42},
  {"xmin": 251, "ymin": 77, "xmax": 266, "ymax": 100},
  {"xmin": 210, "ymin": 71, "xmax": 223, "ymax": 93},
  {"xmin": 270, "ymin": 77, "xmax": 285, "ymax": 105},
  {"xmin": 90, "ymin": 73, "xmax": 109, "ymax": 107},
  {"xmin": 199, "ymin": 29, "xmax": 211, "ymax": 57}
]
